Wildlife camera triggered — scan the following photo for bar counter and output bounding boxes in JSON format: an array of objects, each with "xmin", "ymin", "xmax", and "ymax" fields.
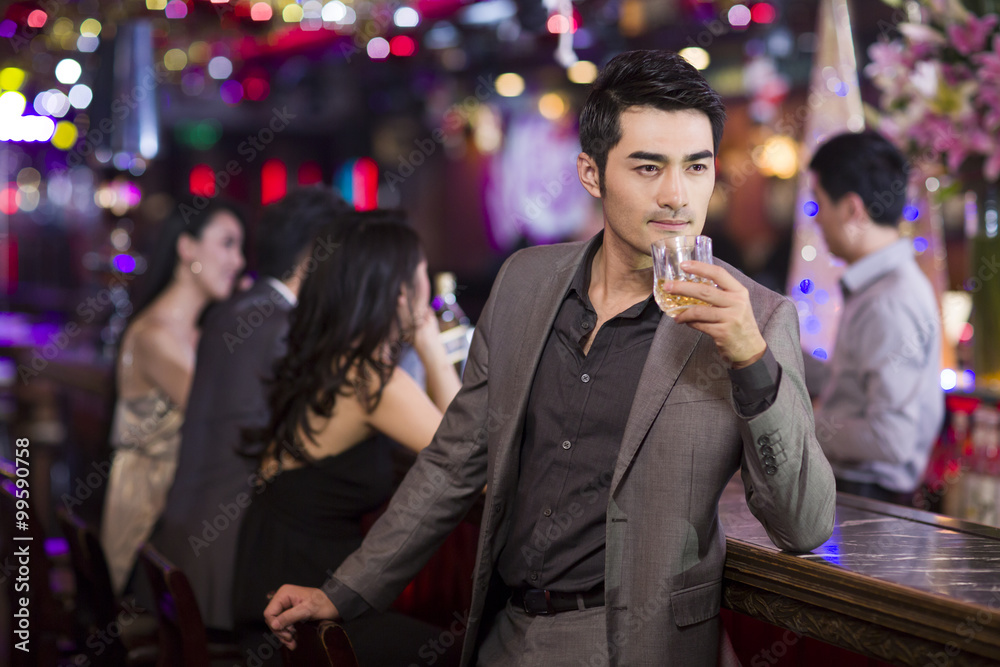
[{"xmin": 720, "ymin": 479, "xmax": 1000, "ymax": 666}]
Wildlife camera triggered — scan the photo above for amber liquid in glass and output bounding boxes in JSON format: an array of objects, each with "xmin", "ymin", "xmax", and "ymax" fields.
[{"xmin": 654, "ymin": 278, "xmax": 709, "ymax": 318}]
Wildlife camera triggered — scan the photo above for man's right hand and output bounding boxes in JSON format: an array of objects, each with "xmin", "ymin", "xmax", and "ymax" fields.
[{"xmin": 263, "ymin": 584, "xmax": 340, "ymax": 650}]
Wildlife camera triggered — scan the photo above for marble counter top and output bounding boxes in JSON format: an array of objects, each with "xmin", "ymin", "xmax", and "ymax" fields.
[
  {"xmin": 720, "ymin": 479, "xmax": 1000, "ymax": 609},
  {"xmin": 719, "ymin": 479, "xmax": 1000, "ymax": 665}
]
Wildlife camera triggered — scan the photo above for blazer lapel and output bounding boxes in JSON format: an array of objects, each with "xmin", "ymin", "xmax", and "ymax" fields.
[
  {"xmin": 610, "ymin": 315, "xmax": 703, "ymax": 496},
  {"xmin": 489, "ymin": 242, "xmax": 591, "ymax": 492}
]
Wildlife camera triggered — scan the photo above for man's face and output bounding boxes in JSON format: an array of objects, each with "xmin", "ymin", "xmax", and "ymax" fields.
[{"xmin": 585, "ymin": 107, "xmax": 716, "ymax": 267}]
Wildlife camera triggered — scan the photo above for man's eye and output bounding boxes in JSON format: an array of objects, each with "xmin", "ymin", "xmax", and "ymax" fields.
[
  {"xmin": 690, "ymin": 164, "xmax": 707, "ymax": 172},
  {"xmin": 639, "ymin": 165, "xmax": 658, "ymax": 173}
]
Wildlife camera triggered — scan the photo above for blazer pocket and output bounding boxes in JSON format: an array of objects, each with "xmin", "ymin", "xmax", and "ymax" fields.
[
  {"xmin": 670, "ymin": 580, "xmax": 722, "ymax": 627},
  {"xmin": 666, "ymin": 380, "xmax": 731, "ymax": 405}
]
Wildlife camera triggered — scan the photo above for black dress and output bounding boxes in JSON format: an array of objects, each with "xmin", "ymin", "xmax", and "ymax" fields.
[{"xmin": 232, "ymin": 436, "xmax": 458, "ymax": 666}]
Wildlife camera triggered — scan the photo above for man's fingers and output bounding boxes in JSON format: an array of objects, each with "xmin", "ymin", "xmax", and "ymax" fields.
[
  {"xmin": 270, "ymin": 602, "xmax": 316, "ymax": 633},
  {"xmin": 663, "ymin": 279, "xmax": 728, "ymax": 307},
  {"xmin": 679, "ymin": 261, "xmax": 741, "ymax": 291},
  {"xmin": 674, "ymin": 304, "xmax": 724, "ymax": 325}
]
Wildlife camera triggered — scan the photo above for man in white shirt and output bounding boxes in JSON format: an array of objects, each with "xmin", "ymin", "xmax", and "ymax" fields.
[{"xmin": 804, "ymin": 131, "xmax": 945, "ymax": 504}]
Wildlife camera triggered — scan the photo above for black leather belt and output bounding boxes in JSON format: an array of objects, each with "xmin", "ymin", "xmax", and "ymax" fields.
[{"xmin": 511, "ymin": 585, "xmax": 605, "ymax": 615}]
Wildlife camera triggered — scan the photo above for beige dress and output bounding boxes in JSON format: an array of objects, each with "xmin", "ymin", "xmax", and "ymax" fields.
[{"xmin": 100, "ymin": 343, "xmax": 184, "ymax": 595}]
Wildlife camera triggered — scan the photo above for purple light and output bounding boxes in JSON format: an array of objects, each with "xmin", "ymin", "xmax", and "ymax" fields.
[
  {"xmin": 812, "ymin": 348, "xmax": 828, "ymax": 360},
  {"xmin": 0, "ymin": 20, "xmax": 16, "ymax": 38},
  {"xmin": 835, "ymin": 82, "xmax": 848, "ymax": 96},
  {"xmin": 803, "ymin": 200, "xmax": 818, "ymax": 216},
  {"xmin": 799, "ymin": 279, "xmax": 813, "ymax": 294},
  {"xmin": 804, "ymin": 316, "xmax": 821, "ymax": 334},
  {"xmin": 220, "ymin": 80, "xmax": 244, "ymax": 105},
  {"xmin": 814, "ymin": 289, "xmax": 830, "ymax": 305},
  {"xmin": 114, "ymin": 254, "xmax": 136, "ymax": 273},
  {"xmin": 903, "ymin": 205, "xmax": 919, "ymax": 221},
  {"xmin": 165, "ymin": 0, "xmax": 188, "ymax": 19},
  {"xmin": 431, "ymin": 296, "xmax": 444, "ymax": 310},
  {"xmin": 913, "ymin": 236, "xmax": 928, "ymax": 253},
  {"xmin": 963, "ymin": 369, "xmax": 975, "ymax": 387}
]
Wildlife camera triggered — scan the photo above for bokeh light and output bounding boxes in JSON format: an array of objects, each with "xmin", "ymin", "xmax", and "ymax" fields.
[
  {"xmin": 0, "ymin": 68, "xmax": 26, "ymax": 91},
  {"xmin": 495, "ymin": 73, "xmax": 525, "ymax": 97},
  {"xmin": 394, "ymin": 7, "xmax": 420, "ymax": 27},
  {"xmin": 367, "ymin": 37, "xmax": 390, "ymax": 59},
  {"xmin": 678, "ymin": 47, "xmax": 710, "ymax": 71},
  {"xmin": 390, "ymin": 35, "xmax": 416, "ymax": 57},
  {"xmin": 208, "ymin": 56, "xmax": 233, "ymax": 79},
  {"xmin": 55, "ymin": 59, "xmax": 82, "ymax": 85},
  {"xmin": 940, "ymin": 368, "xmax": 957, "ymax": 391},
  {"xmin": 164, "ymin": 49, "xmax": 188, "ymax": 71},
  {"xmin": 51, "ymin": 120, "xmax": 78, "ymax": 150},
  {"xmin": 538, "ymin": 93, "xmax": 567, "ymax": 120},
  {"xmin": 567, "ymin": 61, "xmax": 598, "ymax": 84}
]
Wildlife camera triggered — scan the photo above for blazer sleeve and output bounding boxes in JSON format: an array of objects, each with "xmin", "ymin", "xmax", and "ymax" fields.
[
  {"xmin": 738, "ymin": 298, "xmax": 837, "ymax": 552},
  {"xmin": 322, "ymin": 256, "xmax": 512, "ymax": 612}
]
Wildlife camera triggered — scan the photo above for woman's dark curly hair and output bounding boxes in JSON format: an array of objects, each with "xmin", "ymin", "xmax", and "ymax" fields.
[{"xmin": 259, "ymin": 211, "xmax": 423, "ymax": 466}]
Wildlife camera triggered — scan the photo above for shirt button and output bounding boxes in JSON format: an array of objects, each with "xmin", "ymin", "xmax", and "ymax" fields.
[
  {"xmin": 765, "ymin": 465, "xmax": 778, "ymax": 476},
  {"xmin": 530, "ymin": 572, "xmax": 539, "ymax": 582},
  {"xmin": 763, "ymin": 455, "xmax": 776, "ymax": 466},
  {"xmin": 543, "ymin": 508, "xmax": 552, "ymax": 517},
  {"xmin": 758, "ymin": 435, "xmax": 771, "ymax": 447},
  {"xmin": 581, "ymin": 373, "xmax": 591, "ymax": 383},
  {"xmin": 760, "ymin": 445, "xmax": 774, "ymax": 456},
  {"xmin": 581, "ymin": 321, "xmax": 591, "ymax": 330},
  {"xmin": 562, "ymin": 440, "xmax": 572, "ymax": 450}
]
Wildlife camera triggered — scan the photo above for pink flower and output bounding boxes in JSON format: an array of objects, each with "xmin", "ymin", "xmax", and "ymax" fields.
[
  {"xmin": 972, "ymin": 36, "xmax": 1000, "ymax": 85},
  {"xmin": 946, "ymin": 13, "xmax": 999, "ymax": 55}
]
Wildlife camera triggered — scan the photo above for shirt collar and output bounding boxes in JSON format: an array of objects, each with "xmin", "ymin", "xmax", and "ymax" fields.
[
  {"xmin": 840, "ymin": 238, "xmax": 914, "ymax": 296},
  {"xmin": 265, "ymin": 276, "xmax": 297, "ymax": 306},
  {"xmin": 568, "ymin": 231, "xmax": 605, "ymax": 308}
]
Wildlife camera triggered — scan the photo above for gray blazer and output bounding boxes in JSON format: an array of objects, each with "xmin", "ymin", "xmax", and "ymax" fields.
[
  {"xmin": 331, "ymin": 238, "xmax": 836, "ymax": 666},
  {"xmin": 153, "ymin": 279, "xmax": 294, "ymax": 630}
]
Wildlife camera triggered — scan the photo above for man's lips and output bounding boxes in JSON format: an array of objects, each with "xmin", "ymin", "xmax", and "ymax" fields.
[{"xmin": 649, "ymin": 219, "xmax": 689, "ymax": 227}]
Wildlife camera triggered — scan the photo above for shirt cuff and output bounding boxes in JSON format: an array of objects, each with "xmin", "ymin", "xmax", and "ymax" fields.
[
  {"xmin": 321, "ymin": 577, "xmax": 372, "ymax": 621},
  {"xmin": 728, "ymin": 347, "xmax": 781, "ymax": 417}
]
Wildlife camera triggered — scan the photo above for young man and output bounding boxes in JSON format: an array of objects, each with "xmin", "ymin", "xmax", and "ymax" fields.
[
  {"xmin": 264, "ymin": 50, "xmax": 835, "ymax": 666},
  {"xmin": 152, "ymin": 187, "xmax": 348, "ymax": 633},
  {"xmin": 805, "ymin": 131, "xmax": 944, "ymax": 504}
]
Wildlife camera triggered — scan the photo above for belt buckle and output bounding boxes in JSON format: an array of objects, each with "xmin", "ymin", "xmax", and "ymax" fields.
[{"xmin": 522, "ymin": 588, "xmax": 553, "ymax": 615}]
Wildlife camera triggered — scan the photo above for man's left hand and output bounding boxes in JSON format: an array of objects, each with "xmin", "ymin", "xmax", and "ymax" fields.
[{"xmin": 666, "ymin": 260, "xmax": 767, "ymax": 369}]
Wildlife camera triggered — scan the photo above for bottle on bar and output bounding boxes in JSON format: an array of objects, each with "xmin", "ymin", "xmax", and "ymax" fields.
[{"xmin": 433, "ymin": 272, "xmax": 472, "ymax": 377}]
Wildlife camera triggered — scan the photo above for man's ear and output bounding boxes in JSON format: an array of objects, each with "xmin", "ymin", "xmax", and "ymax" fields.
[
  {"xmin": 578, "ymin": 152, "xmax": 602, "ymax": 199},
  {"xmin": 843, "ymin": 192, "xmax": 868, "ymax": 224},
  {"xmin": 841, "ymin": 193, "xmax": 871, "ymax": 244}
]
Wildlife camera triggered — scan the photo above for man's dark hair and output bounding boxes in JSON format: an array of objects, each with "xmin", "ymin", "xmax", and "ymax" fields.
[
  {"xmin": 257, "ymin": 186, "xmax": 350, "ymax": 278},
  {"xmin": 809, "ymin": 131, "xmax": 910, "ymax": 227},
  {"xmin": 579, "ymin": 50, "xmax": 727, "ymax": 192}
]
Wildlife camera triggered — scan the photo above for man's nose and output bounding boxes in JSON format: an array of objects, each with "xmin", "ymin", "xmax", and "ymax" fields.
[{"xmin": 657, "ymin": 167, "xmax": 687, "ymax": 211}]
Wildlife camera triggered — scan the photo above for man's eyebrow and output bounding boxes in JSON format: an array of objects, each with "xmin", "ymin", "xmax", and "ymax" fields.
[{"xmin": 626, "ymin": 150, "xmax": 715, "ymax": 162}]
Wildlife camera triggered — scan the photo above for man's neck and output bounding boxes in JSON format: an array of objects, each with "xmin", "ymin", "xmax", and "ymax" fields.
[
  {"xmin": 847, "ymin": 225, "xmax": 900, "ymax": 265},
  {"xmin": 588, "ymin": 236, "xmax": 653, "ymax": 311},
  {"xmin": 280, "ymin": 274, "xmax": 302, "ymax": 299}
]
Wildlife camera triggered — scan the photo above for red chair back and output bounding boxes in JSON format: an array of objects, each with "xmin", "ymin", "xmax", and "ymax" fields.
[
  {"xmin": 282, "ymin": 621, "xmax": 360, "ymax": 667},
  {"xmin": 139, "ymin": 543, "xmax": 211, "ymax": 667}
]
